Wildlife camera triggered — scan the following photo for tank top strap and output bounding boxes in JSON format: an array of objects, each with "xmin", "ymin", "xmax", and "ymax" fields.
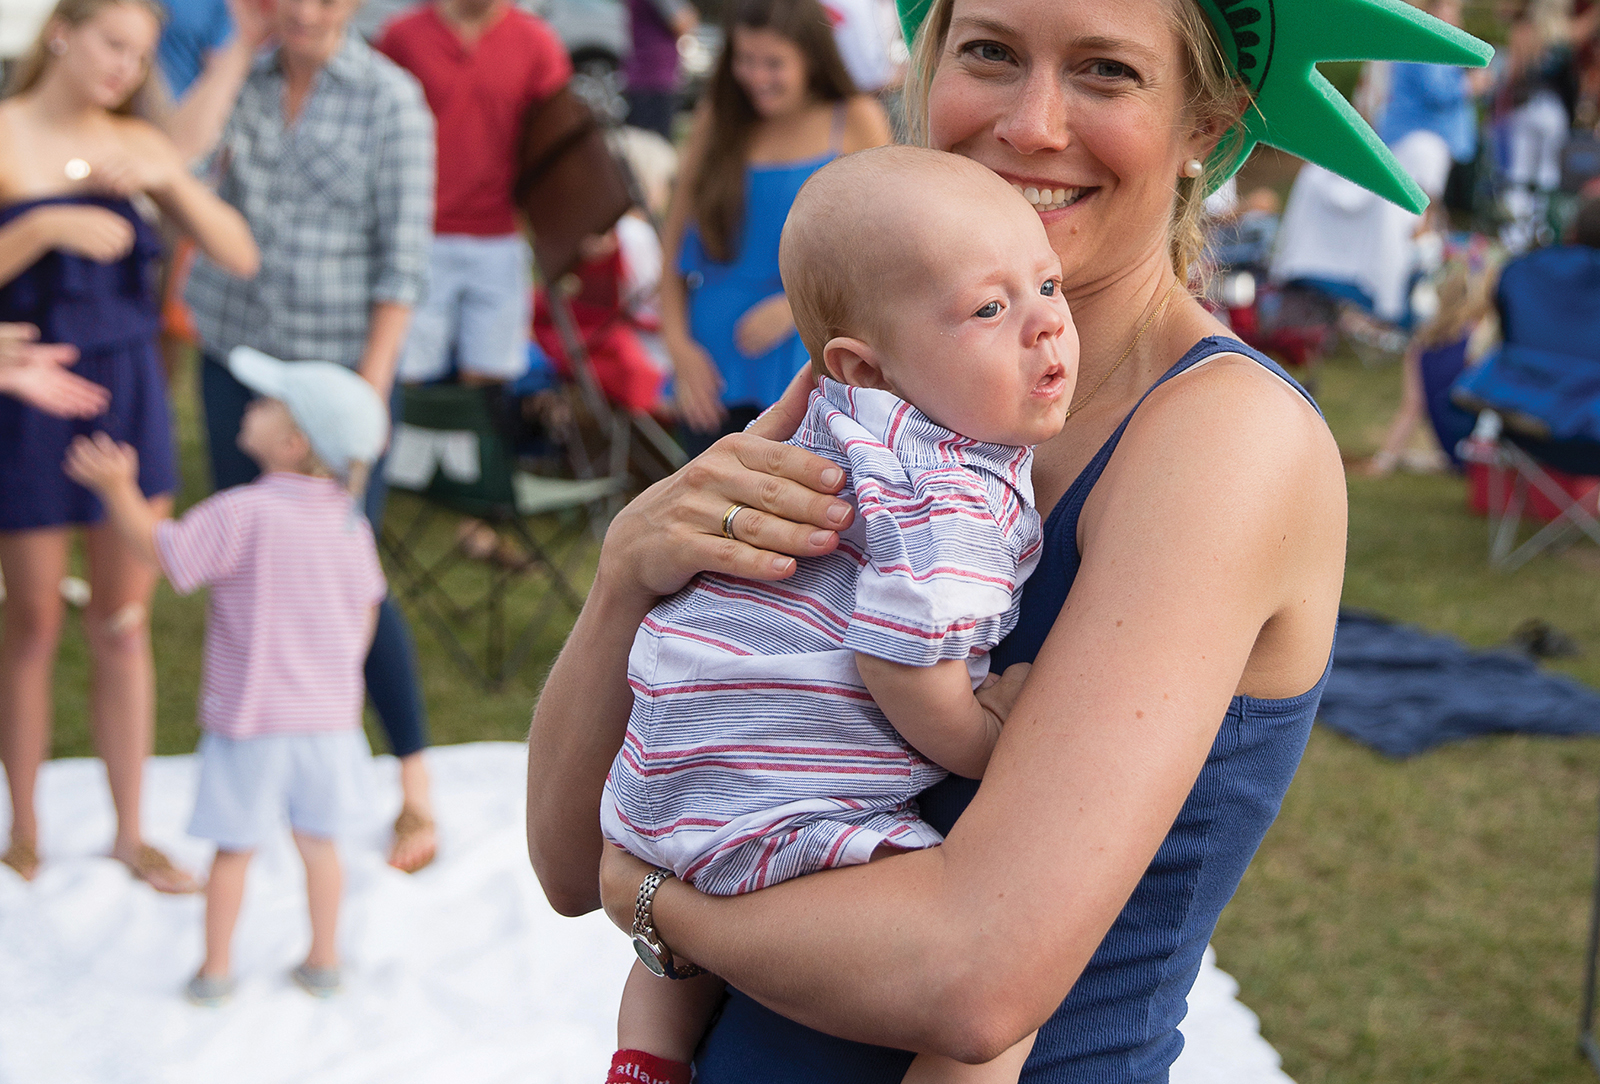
[
  {"xmin": 1047, "ymin": 335, "xmax": 1319, "ymax": 544},
  {"xmin": 827, "ymin": 101, "xmax": 847, "ymax": 154}
]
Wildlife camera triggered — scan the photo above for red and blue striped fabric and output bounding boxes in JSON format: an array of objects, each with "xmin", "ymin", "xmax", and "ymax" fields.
[{"xmin": 601, "ymin": 381, "xmax": 1040, "ymax": 896}]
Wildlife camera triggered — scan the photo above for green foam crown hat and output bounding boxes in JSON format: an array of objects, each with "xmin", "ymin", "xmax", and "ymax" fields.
[{"xmin": 895, "ymin": 0, "xmax": 1493, "ymax": 213}]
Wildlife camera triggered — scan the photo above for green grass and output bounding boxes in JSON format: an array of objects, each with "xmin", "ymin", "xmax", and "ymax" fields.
[{"xmin": 37, "ymin": 346, "xmax": 1600, "ymax": 1082}]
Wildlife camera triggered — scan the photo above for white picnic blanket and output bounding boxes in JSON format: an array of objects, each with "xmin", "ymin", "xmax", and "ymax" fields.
[{"xmin": 0, "ymin": 743, "xmax": 1293, "ymax": 1084}]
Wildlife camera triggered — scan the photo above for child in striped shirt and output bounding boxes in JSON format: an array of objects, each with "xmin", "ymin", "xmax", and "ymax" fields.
[
  {"xmin": 65, "ymin": 347, "xmax": 389, "ymax": 1008},
  {"xmin": 600, "ymin": 147, "xmax": 1079, "ymax": 1084}
]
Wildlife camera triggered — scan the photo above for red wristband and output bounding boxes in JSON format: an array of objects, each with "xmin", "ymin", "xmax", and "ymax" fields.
[{"xmin": 606, "ymin": 1049, "xmax": 692, "ymax": 1084}]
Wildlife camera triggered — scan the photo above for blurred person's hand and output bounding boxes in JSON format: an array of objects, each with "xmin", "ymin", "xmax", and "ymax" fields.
[
  {"xmin": 0, "ymin": 322, "xmax": 77, "ymax": 371},
  {"xmin": 87, "ymin": 143, "xmax": 181, "ymax": 199},
  {"xmin": 733, "ymin": 293, "xmax": 795, "ymax": 359},
  {"xmin": 227, "ymin": 0, "xmax": 275, "ymax": 48},
  {"xmin": 63, "ymin": 432, "xmax": 140, "ymax": 493},
  {"xmin": 27, "ymin": 204, "xmax": 137, "ymax": 263},
  {"xmin": 670, "ymin": 5, "xmax": 698, "ymax": 38},
  {"xmin": 668, "ymin": 334, "xmax": 726, "ymax": 433}
]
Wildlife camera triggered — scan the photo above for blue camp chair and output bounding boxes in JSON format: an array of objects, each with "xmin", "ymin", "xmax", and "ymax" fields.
[{"xmin": 1453, "ymin": 244, "xmax": 1600, "ymax": 569}]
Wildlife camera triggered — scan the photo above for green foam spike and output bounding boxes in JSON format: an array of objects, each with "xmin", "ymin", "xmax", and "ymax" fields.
[{"xmin": 895, "ymin": 0, "xmax": 1493, "ymax": 213}]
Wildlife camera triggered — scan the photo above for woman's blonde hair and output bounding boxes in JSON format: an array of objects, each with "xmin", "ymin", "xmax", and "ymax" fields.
[
  {"xmin": 5, "ymin": 0, "xmax": 167, "ymax": 117},
  {"xmin": 903, "ymin": 0, "xmax": 1249, "ymax": 284}
]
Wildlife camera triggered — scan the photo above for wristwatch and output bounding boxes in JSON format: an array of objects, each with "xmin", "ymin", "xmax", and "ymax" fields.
[{"xmin": 632, "ymin": 867, "xmax": 706, "ymax": 979}]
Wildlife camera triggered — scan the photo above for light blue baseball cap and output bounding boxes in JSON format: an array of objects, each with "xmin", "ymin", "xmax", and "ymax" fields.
[{"xmin": 228, "ymin": 347, "xmax": 388, "ymax": 481}]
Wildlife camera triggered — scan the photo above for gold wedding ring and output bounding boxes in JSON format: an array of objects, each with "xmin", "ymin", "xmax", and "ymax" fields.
[{"xmin": 721, "ymin": 503, "xmax": 747, "ymax": 540}]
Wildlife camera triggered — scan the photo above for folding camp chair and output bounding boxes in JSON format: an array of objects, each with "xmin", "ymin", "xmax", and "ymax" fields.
[
  {"xmin": 514, "ymin": 82, "xmax": 687, "ymax": 484},
  {"xmin": 381, "ymin": 383, "xmax": 624, "ymax": 689},
  {"xmin": 1452, "ymin": 244, "xmax": 1600, "ymax": 570}
]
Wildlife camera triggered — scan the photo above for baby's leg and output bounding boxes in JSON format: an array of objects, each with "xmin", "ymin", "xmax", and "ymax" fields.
[
  {"xmin": 293, "ymin": 832, "xmax": 341, "ymax": 969},
  {"xmin": 200, "ymin": 848, "xmax": 252, "ymax": 978},
  {"xmin": 900, "ymin": 1032, "xmax": 1036, "ymax": 1084},
  {"xmin": 611, "ymin": 959, "xmax": 725, "ymax": 1081}
]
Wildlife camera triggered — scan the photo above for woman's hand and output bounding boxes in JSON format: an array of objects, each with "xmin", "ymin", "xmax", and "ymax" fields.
[
  {"xmin": 734, "ymin": 293, "xmax": 796, "ymax": 359},
  {"xmin": 668, "ymin": 333, "xmax": 727, "ymax": 434},
  {"xmin": 28, "ymin": 205, "xmax": 136, "ymax": 263},
  {"xmin": 88, "ymin": 144, "xmax": 178, "ymax": 199},
  {"xmin": 600, "ymin": 366, "xmax": 853, "ymax": 599}
]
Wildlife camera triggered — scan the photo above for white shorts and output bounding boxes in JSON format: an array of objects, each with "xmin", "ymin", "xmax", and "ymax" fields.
[
  {"xmin": 399, "ymin": 233, "xmax": 532, "ymax": 384},
  {"xmin": 188, "ymin": 729, "xmax": 375, "ymax": 851}
]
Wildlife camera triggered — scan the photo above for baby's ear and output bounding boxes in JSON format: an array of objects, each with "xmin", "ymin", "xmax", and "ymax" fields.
[{"xmin": 822, "ymin": 337, "xmax": 892, "ymax": 392}]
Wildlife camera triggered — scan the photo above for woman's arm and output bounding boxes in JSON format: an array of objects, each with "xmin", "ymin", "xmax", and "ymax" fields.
[
  {"xmin": 109, "ymin": 121, "xmax": 258, "ymax": 277},
  {"xmin": 163, "ymin": 0, "xmax": 272, "ymax": 165},
  {"xmin": 527, "ymin": 377, "xmax": 858, "ymax": 915},
  {"xmin": 0, "ymin": 206, "xmax": 137, "ymax": 286},
  {"xmin": 657, "ymin": 104, "xmax": 726, "ymax": 433},
  {"xmin": 600, "ymin": 361, "xmax": 1345, "ymax": 1061}
]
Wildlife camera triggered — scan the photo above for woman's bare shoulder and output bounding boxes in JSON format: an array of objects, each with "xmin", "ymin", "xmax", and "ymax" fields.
[
  {"xmin": 1095, "ymin": 350, "xmax": 1343, "ymax": 538},
  {"xmin": 841, "ymin": 95, "xmax": 891, "ymax": 153}
]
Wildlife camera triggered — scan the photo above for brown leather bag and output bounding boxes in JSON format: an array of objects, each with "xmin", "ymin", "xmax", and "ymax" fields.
[{"xmin": 513, "ymin": 83, "xmax": 634, "ymax": 283}]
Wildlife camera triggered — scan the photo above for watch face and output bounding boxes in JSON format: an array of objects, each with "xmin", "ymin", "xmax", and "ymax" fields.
[{"xmin": 633, "ymin": 934, "xmax": 669, "ymax": 978}]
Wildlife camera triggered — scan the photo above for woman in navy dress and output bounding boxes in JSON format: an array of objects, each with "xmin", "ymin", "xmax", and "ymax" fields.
[
  {"xmin": 0, "ymin": 0, "xmax": 256, "ymax": 888},
  {"xmin": 529, "ymin": 0, "xmax": 1471, "ymax": 1078}
]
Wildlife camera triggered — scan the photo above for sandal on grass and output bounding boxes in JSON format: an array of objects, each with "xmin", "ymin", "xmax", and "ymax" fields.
[
  {"xmin": 388, "ymin": 807, "xmax": 436, "ymax": 874},
  {"xmin": 120, "ymin": 844, "xmax": 200, "ymax": 894},
  {"xmin": 1, "ymin": 840, "xmax": 39, "ymax": 880}
]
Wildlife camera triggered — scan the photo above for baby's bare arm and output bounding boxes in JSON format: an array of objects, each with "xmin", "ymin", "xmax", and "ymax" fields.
[{"xmin": 855, "ymin": 657, "xmax": 1031, "ymax": 780}]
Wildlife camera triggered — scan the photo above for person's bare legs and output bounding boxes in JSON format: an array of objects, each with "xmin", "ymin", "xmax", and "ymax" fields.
[
  {"xmin": 899, "ymin": 1033, "xmax": 1037, "ymax": 1084},
  {"xmin": 1365, "ymin": 346, "xmax": 1426, "ymax": 476},
  {"xmin": 200, "ymin": 848, "xmax": 252, "ymax": 978},
  {"xmin": 83, "ymin": 504, "xmax": 196, "ymax": 892},
  {"xmin": 617, "ymin": 959, "xmax": 727, "ymax": 1061},
  {"xmin": 0, "ymin": 529, "xmax": 69, "ymax": 877},
  {"xmin": 294, "ymin": 831, "xmax": 341, "ymax": 970}
]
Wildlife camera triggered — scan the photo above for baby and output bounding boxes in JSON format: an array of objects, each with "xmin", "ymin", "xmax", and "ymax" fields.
[
  {"xmin": 65, "ymin": 347, "xmax": 389, "ymax": 1007},
  {"xmin": 599, "ymin": 146, "xmax": 1078, "ymax": 1084}
]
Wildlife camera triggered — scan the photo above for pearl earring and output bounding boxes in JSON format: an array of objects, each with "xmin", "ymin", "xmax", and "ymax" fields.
[{"xmin": 1182, "ymin": 158, "xmax": 1204, "ymax": 179}]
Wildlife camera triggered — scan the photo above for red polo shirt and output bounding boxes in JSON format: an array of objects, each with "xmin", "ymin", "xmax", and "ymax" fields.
[{"xmin": 379, "ymin": 4, "xmax": 571, "ymax": 236}]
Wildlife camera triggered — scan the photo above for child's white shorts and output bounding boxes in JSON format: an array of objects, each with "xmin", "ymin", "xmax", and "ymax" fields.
[{"xmin": 188, "ymin": 729, "xmax": 374, "ymax": 851}]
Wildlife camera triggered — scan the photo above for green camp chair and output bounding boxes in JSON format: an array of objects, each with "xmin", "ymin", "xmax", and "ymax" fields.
[{"xmin": 380, "ymin": 382, "xmax": 624, "ymax": 689}]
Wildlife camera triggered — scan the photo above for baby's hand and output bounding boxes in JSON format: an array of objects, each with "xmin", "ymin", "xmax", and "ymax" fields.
[
  {"xmin": 974, "ymin": 662, "xmax": 1033, "ymax": 726},
  {"xmin": 64, "ymin": 432, "xmax": 139, "ymax": 493}
]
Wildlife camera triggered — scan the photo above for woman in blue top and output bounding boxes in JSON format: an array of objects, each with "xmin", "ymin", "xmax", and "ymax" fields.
[
  {"xmin": 530, "ymin": 0, "xmax": 1476, "ymax": 1078},
  {"xmin": 661, "ymin": 0, "xmax": 889, "ymax": 456}
]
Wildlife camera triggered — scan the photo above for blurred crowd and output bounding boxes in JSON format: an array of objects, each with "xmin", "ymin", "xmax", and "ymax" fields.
[
  {"xmin": 0, "ymin": 0, "xmax": 903, "ymax": 1002},
  {"xmin": 1199, "ymin": 0, "xmax": 1600, "ymax": 477}
]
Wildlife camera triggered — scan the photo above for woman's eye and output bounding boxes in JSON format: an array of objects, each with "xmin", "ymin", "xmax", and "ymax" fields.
[
  {"xmin": 975, "ymin": 301, "xmax": 1002, "ymax": 318},
  {"xmin": 962, "ymin": 41, "xmax": 1012, "ymax": 64},
  {"xmin": 1088, "ymin": 60, "xmax": 1135, "ymax": 81},
  {"xmin": 1040, "ymin": 279, "xmax": 1058, "ymax": 297}
]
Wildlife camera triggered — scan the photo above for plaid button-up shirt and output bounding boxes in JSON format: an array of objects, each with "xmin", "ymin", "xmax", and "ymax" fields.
[{"xmin": 188, "ymin": 34, "xmax": 435, "ymax": 369}]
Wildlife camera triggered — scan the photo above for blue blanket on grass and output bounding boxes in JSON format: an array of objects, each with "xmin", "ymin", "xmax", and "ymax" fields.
[{"xmin": 1320, "ymin": 611, "xmax": 1600, "ymax": 757}]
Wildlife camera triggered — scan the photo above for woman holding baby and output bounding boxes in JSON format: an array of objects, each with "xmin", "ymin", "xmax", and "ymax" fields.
[{"xmin": 529, "ymin": 0, "xmax": 1479, "ymax": 1078}]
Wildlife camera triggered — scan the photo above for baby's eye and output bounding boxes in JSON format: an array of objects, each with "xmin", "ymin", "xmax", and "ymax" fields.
[
  {"xmin": 1040, "ymin": 279, "xmax": 1058, "ymax": 297},
  {"xmin": 974, "ymin": 300, "xmax": 1002, "ymax": 318}
]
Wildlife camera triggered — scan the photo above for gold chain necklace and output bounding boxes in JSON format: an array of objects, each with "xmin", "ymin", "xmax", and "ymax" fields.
[{"xmin": 1063, "ymin": 280, "xmax": 1182, "ymax": 421}]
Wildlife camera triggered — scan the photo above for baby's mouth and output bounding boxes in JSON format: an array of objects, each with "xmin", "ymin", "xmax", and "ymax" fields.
[
  {"xmin": 1013, "ymin": 184, "xmax": 1089, "ymax": 212},
  {"xmin": 1033, "ymin": 364, "xmax": 1068, "ymax": 398}
]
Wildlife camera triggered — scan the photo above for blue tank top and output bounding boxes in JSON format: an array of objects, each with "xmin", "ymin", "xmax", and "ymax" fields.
[
  {"xmin": 677, "ymin": 109, "xmax": 844, "ymax": 411},
  {"xmin": 695, "ymin": 336, "xmax": 1333, "ymax": 1083}
]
